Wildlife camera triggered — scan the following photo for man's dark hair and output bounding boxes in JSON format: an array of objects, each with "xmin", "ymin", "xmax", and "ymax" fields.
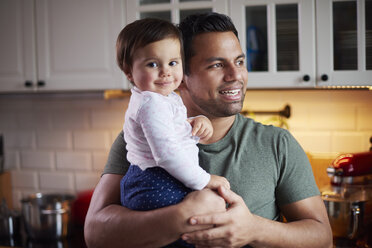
[
  {"xmin": 116, "ymin": 18, "xmax": 183, "ymax": 76},
  {"xmin": 178, "ymin": 12, "xmax": 239, "ymax": 75}
]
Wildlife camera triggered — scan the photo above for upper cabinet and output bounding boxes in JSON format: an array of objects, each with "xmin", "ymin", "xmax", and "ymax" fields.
[
  {"xmin": 1, "ymin": 0, "xmax": 370, "ymax": 92},
  {"xmin": 0, "ymin": 0, "xmax": 127, "ymax": 92},
  {"xmin": 231, "ymin": 0, "xmax": 372, "ymax": 88},
  {"xmin": 316, "ymin": 0, "xmax": 372, "ymax": 87},
  {"xmin": 125, "ymin": 0, "xmax": 228, "ymax": 23},
  {"xmin": 231, "ymin": 0, "xmax": 316, "ymax": 88}
]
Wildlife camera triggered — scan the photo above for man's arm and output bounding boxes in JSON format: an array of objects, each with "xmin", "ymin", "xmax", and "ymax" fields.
[
  {"xmin": 182, "ymin": 187, "xmax": 332, "ymax": 248},
  {"xmin": 84, "ymin": 174, "xmax": 226, "ymax": 248}
]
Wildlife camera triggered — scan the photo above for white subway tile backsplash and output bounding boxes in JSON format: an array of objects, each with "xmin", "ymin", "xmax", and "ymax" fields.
[
  {"xmin": 17, "ymin": 112, "xmax": 52, "ymax": 129},
  {"xmin": 73, "ymin": 130, "xmax": 110, "ymax": 150},
  {"xmin": 92, "ymin": 152, "xmax": 109, "ymax": 171},
  {"xmin": 4, "ymin": 150, "xmax": 20, "ymax": 170},
  {"xmin": 0, "ymin": 112, "xmax": 17, "ymax": 129},
  {"xmin": 291, "ymin": 131, "xmax": 332, "ymax": 153},
  {"xmin": 20, "ymin": 151, "xmax": 54, "ymax": 170},
  {"xmin": 91, "ymin": 110, "xmax": 124, "ymax": 129},
  {"xmin": 37, "ymin": 130, "xmax": 72, "ymax": 149},
  {"xmin": 39, "ymin": 172, "xmax": 74, "ymax": 191},
  {"xmin": 11, "ymin": 171, "xmax": 38, "ymax": 188},
  {"xmin": 74, "ymin": 172, "xmax": 100, "ymax": 191},
  {"xmin": 357, "ymin": 106, "xmax": 372, "ymax": 131},
  {"xmin": 307, "ymin": 105, "xmax": 356, "ymax": 131},
  {"xmin": 1, "ymin": 90, "xmax": 371, "ymax": 202},
  {"xmin": 56, "ymin": 151, "xmax": 91, "ymax": 171},
  {"xmin": 331, "ymin": 132, "xmax": 365, "ymax": 153},
  {"xmin": 3, "ymin": 130, "xmax": 35, "ymax": 148},
  {"xmin": 51, "ymin": 111, "xmax": 90, "ymax": 129}
]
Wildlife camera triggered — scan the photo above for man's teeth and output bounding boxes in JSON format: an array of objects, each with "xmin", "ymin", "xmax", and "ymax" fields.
[{"xmin": 220, "ymin": 89, "xmax": 240, "ymax": 95}]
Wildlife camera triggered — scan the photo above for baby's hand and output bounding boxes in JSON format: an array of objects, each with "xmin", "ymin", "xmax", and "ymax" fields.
[
  {"xmin": 206, "ymin": 175, "xmax": 230, "ymax": 190},
  {"xmin": 187, "ymin": 115, "xmax": 213, "ymax": 142}
]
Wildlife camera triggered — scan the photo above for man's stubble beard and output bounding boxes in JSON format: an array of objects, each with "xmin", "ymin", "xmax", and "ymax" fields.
[{"xmin": 190, "ymin": 92, "xmax": 245, "ymax": 118}]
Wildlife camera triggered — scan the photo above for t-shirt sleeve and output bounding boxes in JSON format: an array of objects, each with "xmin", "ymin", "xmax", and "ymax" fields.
[
  {"xmin": 102, "ymin": 131, "xmax": 130, "ymax": 176},
  {"xmin": 275, "ymin": 130, "xmax": 320, "ymax": 206}
]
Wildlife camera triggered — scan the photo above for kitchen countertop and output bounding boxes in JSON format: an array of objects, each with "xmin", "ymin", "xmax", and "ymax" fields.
[{"xmin": 0, "ymin": 225, "xmax": 86, "ymax": 248}]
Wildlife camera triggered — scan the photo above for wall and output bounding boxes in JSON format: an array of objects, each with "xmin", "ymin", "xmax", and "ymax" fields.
[{"xmin": 0, "ymin": 90, "xmax": 371, "ymax": 209}]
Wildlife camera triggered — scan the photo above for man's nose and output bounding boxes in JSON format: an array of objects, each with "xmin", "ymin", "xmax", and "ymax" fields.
[{"xmin": 224, "ymin": 64, "xmax": 243, "ymax": 82}]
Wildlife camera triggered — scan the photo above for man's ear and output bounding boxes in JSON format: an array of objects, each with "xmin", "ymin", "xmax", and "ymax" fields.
[{"xmin": 178, "ymin": 76, "xmax": 188, "ymax": 90}]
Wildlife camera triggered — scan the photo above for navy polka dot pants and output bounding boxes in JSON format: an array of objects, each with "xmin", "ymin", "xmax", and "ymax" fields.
[{"xmin": 120, "ymin": 164, "xmax": 194, "ymax": 248}]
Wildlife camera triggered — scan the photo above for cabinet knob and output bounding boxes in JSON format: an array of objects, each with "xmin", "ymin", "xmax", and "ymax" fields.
[
  {"xmin": 303, "ymin": 75, "xmax": 310, "ymax": 82},
  {"xmin": 24, "ymin": 81, "xmax": 33, "ymax": 87},
  {"xmin": 37, "ymin": 81, "xmax": 45, "ymax": 87},
  {"xmin": 321, "ymin": 74, "xmax": 328, "ymax": 81}
]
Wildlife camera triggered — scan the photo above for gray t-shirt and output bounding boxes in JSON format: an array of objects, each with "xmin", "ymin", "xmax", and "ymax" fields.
[{"xmin": 103, "ymin": 114, "xmax": 319, "ymax": 221}]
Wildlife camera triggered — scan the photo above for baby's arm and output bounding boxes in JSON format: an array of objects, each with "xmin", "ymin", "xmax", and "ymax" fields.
[
  {"xmin": 206, "ymin": 175, "xmax": 230, "ymax": 190},
  {"xmin": 187, "ymin": 115, "xmax": 213, "ymax": 142}
]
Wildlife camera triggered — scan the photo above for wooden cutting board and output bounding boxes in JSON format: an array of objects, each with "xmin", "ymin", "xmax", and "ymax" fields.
[{"xmin": 0, "ymin": 171, "xmax": 13, "ymax": 209}]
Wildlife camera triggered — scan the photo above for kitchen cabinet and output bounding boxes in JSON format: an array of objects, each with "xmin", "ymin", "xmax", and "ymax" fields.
[
  {"xmin": 316, "ymin": 0, "xmax": 372, "ymax": 87},
  {"xmin": 231, "ymin": 0, "xmax": 316, "ymax": 88},
  {"xmin": 125, "ymin": 0, "xmax": 228, "ymax": 25},
  {"xmin": 230, "ymin": 0, "xmax": 372, "ymax": 88},
  {"xmin": 0, "ymin": 0, "xmax": 127, "ymax": 92}
]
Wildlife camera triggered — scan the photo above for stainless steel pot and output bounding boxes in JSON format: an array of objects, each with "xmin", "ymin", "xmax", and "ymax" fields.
[{"xmin": 21, "ymin": 193, "xmax": 75, "ymax": 240}]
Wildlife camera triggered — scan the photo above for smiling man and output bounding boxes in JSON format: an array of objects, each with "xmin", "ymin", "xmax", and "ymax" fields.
[{"xmin": 84, "ymin": 12, "xmax": 332, "ymax": 248}]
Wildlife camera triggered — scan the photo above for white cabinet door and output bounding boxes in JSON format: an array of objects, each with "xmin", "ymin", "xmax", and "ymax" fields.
[
  {"xmin": 35, "ymin": 0, "xmax": 127, "ymax": 91},
  {"xmin": 230, "ymin": 0, "xmax": 316, "ymax": 88},
  {"xmin": 126, "ymin": 0, "xmax": 228, "ymax": 24},
  {"xmin": 0, "ymin": 0, "xmax": 37, "ymax": 92},
  {"xmin": 0, "ymin": 0, "xmax": 127, "ymax": 92},
  {"xmin": 316, "ymin": 0, "xmax": 372, "ymax": 87}
]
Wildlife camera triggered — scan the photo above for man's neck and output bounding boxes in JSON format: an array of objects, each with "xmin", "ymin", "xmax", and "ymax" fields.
[{"xmin": 200, "ymin": 115, "xmax": 236, "ymax": 144}]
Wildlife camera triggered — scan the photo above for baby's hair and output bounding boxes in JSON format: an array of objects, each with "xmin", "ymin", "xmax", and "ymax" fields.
[{"xmin": 116, "ymin": 18, "xmax": 183, "ymax": 75}]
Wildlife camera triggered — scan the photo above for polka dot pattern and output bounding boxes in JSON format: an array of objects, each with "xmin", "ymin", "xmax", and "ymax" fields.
[
  {"xmin": 120, "ymin": 165, "xmax": 195, "ymax": 247},
  {"xmin": 120, "ymin": 165, "xmax": 192, "ymax": 211}
]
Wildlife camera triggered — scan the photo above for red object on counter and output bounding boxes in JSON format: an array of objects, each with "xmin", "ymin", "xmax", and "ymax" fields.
[
  {"xmin": 71, "ymin": 189, "xmax": 94, "ymax": 226},
  {"xmin": 332, "ymin": 151, "xmax": 372, "ymax": 177}
]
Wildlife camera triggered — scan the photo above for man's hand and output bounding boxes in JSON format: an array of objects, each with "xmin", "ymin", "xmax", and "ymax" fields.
[
  {"xmin": 187, "ymin": 115, "xmax": 213, "ymax": 142},
  {"xmin": 179, "ymin": 188, "xmax": 227, "ymax": 232},
  {"xmin": 181, "ymin": 187, "xmax": 333, "ymax": 248},
  {"xmin": 182, "ymin": 186, "xmax": 254, "ymax": 247}
]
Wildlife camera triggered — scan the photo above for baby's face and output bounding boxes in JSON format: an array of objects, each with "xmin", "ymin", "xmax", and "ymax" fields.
[{"xmin": 126, "ymin": 38, "xmax": 183, "ymax": 96}]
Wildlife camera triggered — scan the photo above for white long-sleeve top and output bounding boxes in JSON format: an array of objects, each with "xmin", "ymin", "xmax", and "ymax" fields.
[{"xmin": 123, "ymin": 87, "xmax": 210, "ymax": 190}]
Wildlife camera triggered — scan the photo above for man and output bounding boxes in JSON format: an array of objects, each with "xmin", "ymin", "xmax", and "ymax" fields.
[{"xmin": 84, "ymin": 12, "xmax": 332, "ymax": 248}]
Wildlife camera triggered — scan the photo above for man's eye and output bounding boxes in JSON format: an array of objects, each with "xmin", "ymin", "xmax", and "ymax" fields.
[
  {"xmin": 209, "ymin": 63, "xmax": 223, "ymax": 68},
  {"xmin": 169, "ymin": 61, "xmax": 178, "ymax": 66},
  {"xmin": 236, "ymin": 60, "xmax": 245, "ymax": 66},
  {"xmin": 147, "ymin": 62, "xmax": 158, "ymax": 68}
]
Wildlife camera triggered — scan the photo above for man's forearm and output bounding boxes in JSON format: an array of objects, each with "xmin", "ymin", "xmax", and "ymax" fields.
[
  {"xmin": 85, "ymin": 203, "xmax": 183, "ymax": 248},
  {"xmin": 84, "ymin": 174, "xmax": 226, "ymax": 248},
  {"xmin": 84, "ymin": 174, "xmax": 184, "ymax": 248},
  {"xmin": 250, "ymin": 215, "xmax": 332, "ymax": 248}
]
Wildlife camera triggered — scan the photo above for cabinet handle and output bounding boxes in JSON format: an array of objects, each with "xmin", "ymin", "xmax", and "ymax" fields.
[
  {"xmin": 37, "ymin": 81, "xmax": 45, "ymax": 87},
  {"xmin": 24, "ymin": 81, "xmax": 33, "ymax": 87},
  {"xmin": 303, "ymin": 75, "xmax": 310, "ymax": 82},
  {"xmin": 321, "ymin": 74, "xmax": 328, "ymax": 81}
]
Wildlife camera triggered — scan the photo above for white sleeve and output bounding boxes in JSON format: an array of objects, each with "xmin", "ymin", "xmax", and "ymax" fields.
[{"xmin": 137, "ymin": 96, "xmax": 210, "ymax": 190}]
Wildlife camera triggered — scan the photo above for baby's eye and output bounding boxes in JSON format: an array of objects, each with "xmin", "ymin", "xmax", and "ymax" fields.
[
  {"xmin": 169, "ymin": 61, "xmax": 178, "ymax": 66},
  {"xmin": 147, "ymin": 62, "xmax": 158, "ymax": 68}
]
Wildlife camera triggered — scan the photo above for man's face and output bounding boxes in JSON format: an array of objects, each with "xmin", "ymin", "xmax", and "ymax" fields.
[{"xmin": 181, "ymin": 31, "xmax": 248, "ymax": 119}]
